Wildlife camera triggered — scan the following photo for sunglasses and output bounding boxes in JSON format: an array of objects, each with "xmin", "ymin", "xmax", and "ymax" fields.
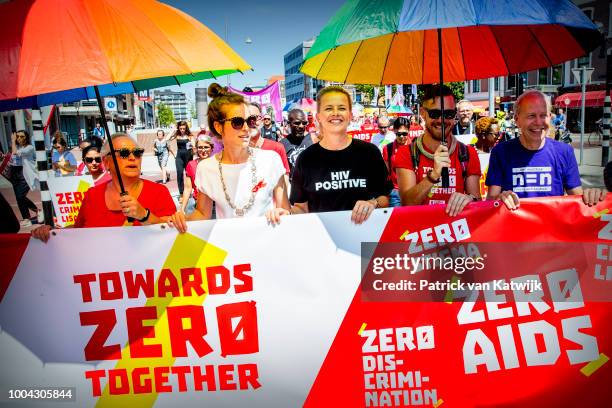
[
  {"xmin": 84, "ymin": 157, "xmax": 102, "ymax": 164},
  {"xmin": 291, "ymin": 121, "xmax": 308, "ymax": 126},
  {"xmin": 395, "ymin": 132, "xmax": 409, "ymax": 137},
  {"xmin": 379, "ymin": 126, "xmax": 389, "ymax": 130},
  {"xmin": 425, "ymin": 108, "xmax": 457, "ymax": 120},
  {"xmin": 113, "ymin": 147, "xmax": 145, "ymax": 159},
  {"xmin": 197, "ymin": 145, "xmax": 212, "ymax": 150},
  {"xmin": 219, "ymin": 115, "xmax": 258, "ymax": 130}
]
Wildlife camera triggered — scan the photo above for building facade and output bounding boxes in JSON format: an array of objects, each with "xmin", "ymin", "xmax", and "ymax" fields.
[
  {"xmin": 134, "ymin": 91, "xmax": 155, "ymax": 129},
  {"xmin": 154, "ymin": 89, "xmax": 189, "ymax": 122},
  {"xmin": 195, "ymin": 88, "xmax": 208, "ymax": 130},
  {"xmin": 284, "ymin": 40, "xmax": 326, "ymax": 101},
  {"xmin": 58, "ymin": 93, "xmax": 135, "ymax": 146}
]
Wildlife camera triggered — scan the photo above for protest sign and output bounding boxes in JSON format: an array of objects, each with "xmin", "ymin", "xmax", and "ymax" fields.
[
  {"xmin": 229, "ymin": 82, "xmax": 283, "ymax": 123},
  {"xmin": 349, "ymin": 129, "xmax": 378, "ymax": 143},
  {"xmin": 0, "ymin": 197, "xmax": 610, "ymax": 407},
  {"xmin": 47, "ymin": 174, "xmax": 94, "ymax": 227}
]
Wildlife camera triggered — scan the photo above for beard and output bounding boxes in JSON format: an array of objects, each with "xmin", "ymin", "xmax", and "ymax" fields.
[{"xmin": 425, "ymin": 121, "xmax": 453, "ymax": 141}]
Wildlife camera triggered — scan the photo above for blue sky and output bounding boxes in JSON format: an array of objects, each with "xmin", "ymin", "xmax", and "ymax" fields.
[{"xmin": 164, "ymin": 0, "xmax": 345, "ymax": 98}]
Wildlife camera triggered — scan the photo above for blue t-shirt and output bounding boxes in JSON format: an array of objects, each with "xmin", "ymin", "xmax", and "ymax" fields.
[
  {"xmin": 485, "ymin": 138, "xmax": 581, "ymax": 198},
  {"xmin": 52, "ymin": 150, "xmax": 77, "ymax": 176}
]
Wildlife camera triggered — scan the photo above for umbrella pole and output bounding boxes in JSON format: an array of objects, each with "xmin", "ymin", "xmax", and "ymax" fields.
[
  {"xmin": 93, "ymin": 86, "xmax": 134, "ymax": 221},
  {"xmin": 437, "ymin": 28, "xmax": 450, "ymax": 188}
]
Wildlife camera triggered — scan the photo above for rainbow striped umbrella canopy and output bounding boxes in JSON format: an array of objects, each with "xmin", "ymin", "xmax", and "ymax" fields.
[
  {"xmin": 0, "ymin": 0, "xmax": 251, "ymax": 102},
  {"xmin": 301, "ymin": 0, "xmax": 601, "ymax": 84}
]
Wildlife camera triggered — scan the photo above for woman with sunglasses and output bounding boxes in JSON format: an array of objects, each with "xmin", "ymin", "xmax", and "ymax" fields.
[
  {"xmin": 9, "ymin": 130, "xmax": 39, "ymax": 226},
  {"xmin": 168, "ymin": 120, "xmax": 194, "ymax": 201},
  {"xmin": 474, "ymin": 117, "xmax": 500, "ymax": 154},
  {"xmin": 167, "ymin": 83, "xmax": 289, "ymax": 230},
  {"xmin": 81, "ymin": 145, "xmax": 111, "ymax": 185},
  {"xmin": 32, "ymin": 133, "xmax": 176, "ymax": 242},
  {"xmin": 289, "ymin": 86, "xmax": 391, "ymax": 224},
  {"xmin": 51, "ymin": 137, "xmax": 77, "ymax": 176},
  {"xmin": 180, "ymin": 135, "xmax": 214, "ymax": 213},
  {"xmin": 382, "ymin": 117, "xmax": 411, "ymax": 207}
]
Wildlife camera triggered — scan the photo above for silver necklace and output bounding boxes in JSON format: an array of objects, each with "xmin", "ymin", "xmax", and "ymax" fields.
[
  {"xmin": 416, "ymin": 135, "xmax": 457, "ymax": 159},
  {"xmin": 218, "ymin": 148, "xmax": 257, "ymax": 217}
]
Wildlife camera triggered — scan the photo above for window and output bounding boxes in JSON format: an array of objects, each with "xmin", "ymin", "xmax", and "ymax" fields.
[
  {"xmin": 494, "ymin": 77, "xmax": 499, "ymax": 91},
  {"xmin": 538, "ymin": 68, "xmax": 548, "ymax": 85},
  {"xmin": 578, "ymin": 54, "xmax": 591, "ymax": 68},
  {"xmin": 507, "ymin": 75, "xmax": 515, "ymax": 90},
  {"xmin": 609, "ymin": 3, "xmax": 612, "ymax": 38},
  {"xmin": 472, "ymin": 80, "xmax": 481, "ymax": 92},
  {"xmin": 581, "ymin": 7, "xmax": 594, "ymax": 21},
  {"xmin": 552, "ymin": 65, "xmax": 563, "ymax": 85}
]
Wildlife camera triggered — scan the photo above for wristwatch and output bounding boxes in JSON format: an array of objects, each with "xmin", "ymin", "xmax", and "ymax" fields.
[
  {"xmin": 426, "ymin": 169, "xmax": 441, "ymax": 184},
  {"xmin": 137, "ymin": 208, "xmax": 151, "ymax": 223}
]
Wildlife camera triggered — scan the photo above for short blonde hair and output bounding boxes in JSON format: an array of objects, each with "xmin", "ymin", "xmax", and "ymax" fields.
[{"xmin": 316, "ymin": 86, "xmax": 352, "ymax": 112}]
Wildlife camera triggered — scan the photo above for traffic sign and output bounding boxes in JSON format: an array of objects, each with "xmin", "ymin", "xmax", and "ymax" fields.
[{"xmin": 104, "ymin": 97, "xmax": 117, "ymax": 112}]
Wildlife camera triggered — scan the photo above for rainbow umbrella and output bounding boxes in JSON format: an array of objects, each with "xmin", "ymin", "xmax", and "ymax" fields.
[
  {"xmin": 0, "ymin": 0, "xmax": 251, "ymax": 101},
  {"xmin": 283, "ymin": 98, "xmax": 317, "ymax": 114},
  {"xmin": 0, "ymin": 0, "xmax": 250, "ymax": 223},
  {"xmin": 301, "ymin": 0, "xmax": 600, "ymax": 84},
  {"xmin": 302, "ymin": 0, "xmax": 600, "ymax": 185}
]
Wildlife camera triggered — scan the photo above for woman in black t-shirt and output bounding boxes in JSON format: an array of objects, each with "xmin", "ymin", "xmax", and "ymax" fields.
[{"xmin": 289, "ymin": 86, "xmax": 391, "ymax": 224}]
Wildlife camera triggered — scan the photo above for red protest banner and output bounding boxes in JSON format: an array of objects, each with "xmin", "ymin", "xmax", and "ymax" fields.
[
  {"xmin": 306, "ymin": 197, "xmax": 612, "ymax": 407},
  {"xmin": 349, "ymin": 129, "xmax": 378, "ymax": 143}
]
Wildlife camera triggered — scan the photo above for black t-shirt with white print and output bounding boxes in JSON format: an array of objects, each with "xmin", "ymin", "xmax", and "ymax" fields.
[{"xmin": 290, "ymin": 139, "xmax": 392, "ymax": 212}]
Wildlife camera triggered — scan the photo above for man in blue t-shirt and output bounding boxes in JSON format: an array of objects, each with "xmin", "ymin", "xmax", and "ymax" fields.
[{"xmin": 486, "ymin": 90, "xmax": 605, "ymax": 209}]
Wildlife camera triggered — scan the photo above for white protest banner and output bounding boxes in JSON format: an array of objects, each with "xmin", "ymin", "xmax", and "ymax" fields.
[{"xmin": 47, "ymin": 174, "xmax": 94, "ymax": 227}]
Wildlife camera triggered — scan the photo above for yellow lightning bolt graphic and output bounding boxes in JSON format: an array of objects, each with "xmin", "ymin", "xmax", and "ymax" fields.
[
  {"xmin": 63, "ymin": 180, "xmax": 91, "ymax": 227},
  {"xmin": 96, "ymin": 232, "xmax": 227, "ymax": 407}
]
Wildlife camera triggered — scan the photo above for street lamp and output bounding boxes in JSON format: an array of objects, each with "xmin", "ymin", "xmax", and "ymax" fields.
[
  {"xmin": 224, "ymin": 19, "xmax": 252, "ymax": 86},
  {"xmin": 571, "ymin": 66, "xmax": 594, "ymax": 165}
]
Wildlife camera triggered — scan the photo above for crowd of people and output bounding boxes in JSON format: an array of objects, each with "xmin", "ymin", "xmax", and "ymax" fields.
[{"xmin": 0, "ymin": 82, "xmax": 603, "ymax": 242}]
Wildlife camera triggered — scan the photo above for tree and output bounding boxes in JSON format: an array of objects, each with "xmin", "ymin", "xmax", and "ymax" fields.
[
  {"xmin": 416, "ymin": 82, "xmax": 465, "ymax": 102},
  {"xmin": 355, "ymin": 84, "xmax": 375, "ymax": 104},
  {"xmin": 157, "ymin": 103, "xmax": 174, "ymax": 127}
]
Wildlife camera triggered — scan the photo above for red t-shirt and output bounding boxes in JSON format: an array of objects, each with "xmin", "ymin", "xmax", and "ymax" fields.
[
  {"xmin": 394, "ymin": 141, "xmax": 481, "ymax": 205},
  {"xmin": 306, "ymin": 122, "xmax": 317, "ymax": 134},
  {"xmin": 74, "ymin": 179, "xmax": 176, "ymax": 228},
  {"xmin": 382, "ymin": 141, "xmax": 404, "ymax": 189},
  {"xmin": 186, "ymin": 159, "xmax": 199, "ymax": 199},
  {"xmin": 261, "ymin": 139, "xmax": 290, "ymax": 174}
]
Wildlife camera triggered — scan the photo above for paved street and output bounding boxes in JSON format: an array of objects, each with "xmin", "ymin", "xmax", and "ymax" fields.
[
  {"xmin": 1, "ymin": 150, "xmax": 183, "ymax": 234},
  {"xmin": 1, "ymin": 133, "xmax": 608, "ymax": 233}
]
